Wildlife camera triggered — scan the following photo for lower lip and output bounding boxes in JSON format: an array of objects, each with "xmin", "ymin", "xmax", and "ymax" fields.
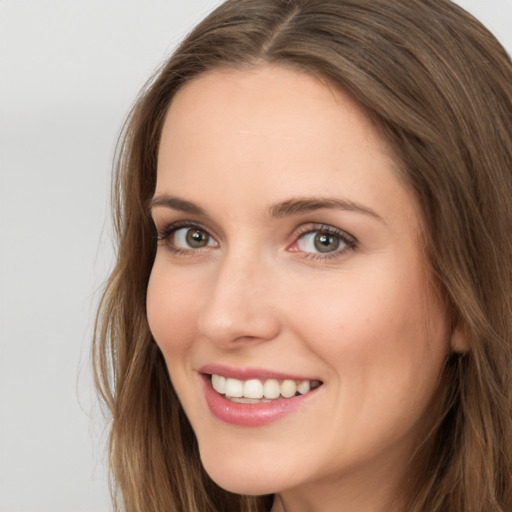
[{"xmin": 202, "ymin": 374, "xmax": 320, "ymax": 427}]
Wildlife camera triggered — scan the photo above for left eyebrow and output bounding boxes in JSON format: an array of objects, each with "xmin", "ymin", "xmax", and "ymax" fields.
[{"xmin": 267, "ymin": 197, "xmax": 385, "ymax": 223}]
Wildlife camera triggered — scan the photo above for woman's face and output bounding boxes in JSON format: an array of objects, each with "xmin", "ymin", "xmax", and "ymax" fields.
[{"xmin": 147, "ymin": 65, "xmax": 453, "ymax": 507}]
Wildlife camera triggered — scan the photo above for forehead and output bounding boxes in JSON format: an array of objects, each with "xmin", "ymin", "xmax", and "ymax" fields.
[
  {"xmin": 161, "ymin": 64, "xmax": 386, "ymax": 157},
  {"xmin": 156, "ymin": 64, "xmax": 419, "ymax": 231}
]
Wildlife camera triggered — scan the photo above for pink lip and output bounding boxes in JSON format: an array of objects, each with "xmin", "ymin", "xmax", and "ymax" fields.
[
  {"xmin": 199, "ymin": 368, "xmax": 322, "ymax": 427},
  {"xmin": 199, "ymin": 363, "xmax": 318, "ymax": 382}
]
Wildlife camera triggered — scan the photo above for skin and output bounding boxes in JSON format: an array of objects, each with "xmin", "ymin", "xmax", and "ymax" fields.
[{"xmin": 147, "ymin": 64, "xmax": 455, "ymax": 512}]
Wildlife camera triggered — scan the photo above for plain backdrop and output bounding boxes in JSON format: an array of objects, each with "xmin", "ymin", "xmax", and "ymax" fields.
[{"xmin": 0, "ymin": 1, "xmax": 510, "ymax": 511}]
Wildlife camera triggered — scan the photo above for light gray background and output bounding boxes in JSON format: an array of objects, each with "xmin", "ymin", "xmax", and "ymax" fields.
[{"xmin": 1, "ymin": 1, "xmax": 510, "ymax": 511}]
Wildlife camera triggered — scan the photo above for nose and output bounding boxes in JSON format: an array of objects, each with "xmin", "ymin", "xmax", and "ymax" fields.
[{"xmin": 197, "ymin": 253, "xmax": 281, "ymax": 347}]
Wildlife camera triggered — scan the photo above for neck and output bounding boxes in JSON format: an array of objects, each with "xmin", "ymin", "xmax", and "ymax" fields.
[
  {"xmin": 271, "ymin": 476, "xmax": 406, "ymax": 512},
  {"xmin": 271, "ymin": 478, "xmax": 405, "ymax": 512}
]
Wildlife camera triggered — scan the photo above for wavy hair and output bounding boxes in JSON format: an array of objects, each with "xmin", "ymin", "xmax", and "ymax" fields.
[{"xmin": 94, "ymin": 1, "xmax": 512, "ymax": 510}]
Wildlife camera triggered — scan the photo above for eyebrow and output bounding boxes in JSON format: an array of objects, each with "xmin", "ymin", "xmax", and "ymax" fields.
[
  {"xmin": 149, "ymin": 194, "xmax": 206, "ymax": 215},
  {"xmin": 267, "ymin": 197, "xmax": 384, "ymax": 223},
  {"xmin": 149, "ymin": 194, "xmax": 384, "ymax": 223}
]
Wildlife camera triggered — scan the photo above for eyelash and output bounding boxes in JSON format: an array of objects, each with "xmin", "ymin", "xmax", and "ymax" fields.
[{"xmin": 155, "ymin": 221, "xmax": 357, "ymax": 260}]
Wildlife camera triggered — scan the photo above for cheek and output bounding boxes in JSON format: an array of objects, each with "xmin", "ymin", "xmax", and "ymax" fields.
[
  {"xmin": 289, "ymin": 262, "xmax": 450, "ymax": 393},
  {"xmin": 146, "ymin": 263, "xmax": 200, "ymax": 354},
  {"xmin": 284, "ymin": 266, "xmax": 451, "ymax": 466}
]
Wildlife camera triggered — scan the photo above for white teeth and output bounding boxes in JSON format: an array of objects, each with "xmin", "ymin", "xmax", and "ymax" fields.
[
  {"xmin": 281, "ymin": 379, "xmax": 297, "ymax": 398},
  {"xmin": 263, "ymin": 379, "xmax": 281, "ymax": 399},
  {"xmin": 243, "ymin": 379, "xmax": 264, "ymax": 399},
  {"xmin": 211, "ymin": 374, "xmax": 226, "ymax": 394},
  {"xmin": 210, "ymin": 374, "xmax": 320, "ymax": 400},
  {"xmin": 225, "ymin": 378, "xmax": 243, "ymax": 398},
  {"xmin": 297, "ymin": 380, "xmax": 311, "ymax": 395}
]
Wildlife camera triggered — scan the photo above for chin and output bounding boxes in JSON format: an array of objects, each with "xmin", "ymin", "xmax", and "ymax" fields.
[
  {"xmin": 199, "ymin": 445, "xmax": 286, "ymax": 496},
  {"xmin": 204, "ymin": 466, "xmax": 280, "ymax": 496}
]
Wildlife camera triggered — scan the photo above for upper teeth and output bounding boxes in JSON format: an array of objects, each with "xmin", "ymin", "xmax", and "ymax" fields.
[{"xmin": 211, "ymin": 374, "xmax": 319, "ymax": 400}]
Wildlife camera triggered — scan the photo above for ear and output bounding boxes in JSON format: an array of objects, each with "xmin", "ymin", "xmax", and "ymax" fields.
[{"xmin": 450, "ymin": 323, "xmax": 469, "ymax": 353}]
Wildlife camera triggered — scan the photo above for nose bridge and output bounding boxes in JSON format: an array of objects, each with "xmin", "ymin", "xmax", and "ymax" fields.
[{"xmin": 197, "ymin": 246, "xmax": 280, "ymax": 346}]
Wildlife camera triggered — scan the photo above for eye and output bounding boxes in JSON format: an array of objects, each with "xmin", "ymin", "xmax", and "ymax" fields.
[
  {"xmin": 290, "ymin": 224, "xmax": 356, "ymax": 258},
  {"xmin": 174, "ymin": 227, "xmax": 214, "ymax": 249},
  {"xmin": 157, "ymin": 222, "xmax": 218, "ymax": 253},
  {"xmin": 298, "ymin": 231, "xmax": 341, "ymax": 253}
]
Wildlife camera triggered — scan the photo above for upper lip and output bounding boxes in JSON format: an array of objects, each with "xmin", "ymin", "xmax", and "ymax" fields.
[{"xmin": 199, "ymin": 363, "xmax": 321, "ymax": 382}]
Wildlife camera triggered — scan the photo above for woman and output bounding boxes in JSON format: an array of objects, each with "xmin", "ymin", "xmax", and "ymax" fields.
[{"xmin": 94, "ymin": 0, "xmax": 512, "ymax": 510}]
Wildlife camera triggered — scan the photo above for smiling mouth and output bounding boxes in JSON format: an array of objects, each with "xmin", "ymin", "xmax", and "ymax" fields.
[{"xmin": 208, "ymin": 374, "xmax": 323, "ymax": 403}]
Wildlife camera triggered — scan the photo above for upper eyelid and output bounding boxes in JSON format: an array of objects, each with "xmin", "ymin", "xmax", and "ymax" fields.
[
  {"xmin": 152, "ymin": 215, "xmax": 223, "ymax": 242},
  {"xmin": 155, "ymin": 219, "xmax": 215, "ymax": 236},
  {"xmin": 155, "ymin": 220, "xmax": 218, "ymax": 243},
  {"xmin": 293, "ymin": 223, "xmax": 357, "ymax": 243}
]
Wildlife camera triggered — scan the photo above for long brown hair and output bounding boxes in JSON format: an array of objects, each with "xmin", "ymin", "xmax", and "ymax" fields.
[{"xmin": 94, "ymin": 1, "xmax": 512, "ymax": 510}]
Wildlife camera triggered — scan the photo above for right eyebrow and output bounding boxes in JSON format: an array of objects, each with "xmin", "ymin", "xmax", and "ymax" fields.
[{"xmin": 148, "ymin": 194, "xmax": 206, "ymax": 215}]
